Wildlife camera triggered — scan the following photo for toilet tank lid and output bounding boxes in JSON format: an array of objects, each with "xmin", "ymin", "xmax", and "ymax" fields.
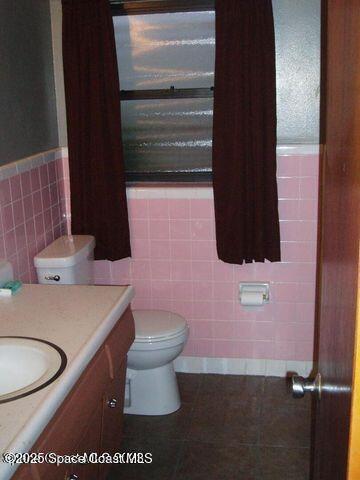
[
  {"xmin": 34, "ymin": 235, "xmax": 96, "ymax": 268},
  {"xmin": 132, "ymin": 310, "xmax": 187, "ymax": 341}
]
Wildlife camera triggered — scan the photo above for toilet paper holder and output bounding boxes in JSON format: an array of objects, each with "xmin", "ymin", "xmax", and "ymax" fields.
[{"xmin": 239, "ymin": 282, "xmax": 270, "ymax": 304}]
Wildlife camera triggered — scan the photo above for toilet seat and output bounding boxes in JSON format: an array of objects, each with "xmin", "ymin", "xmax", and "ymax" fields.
[{"xmin": 132, "ymin": 310, "xmax": 187, "ymax": 343}]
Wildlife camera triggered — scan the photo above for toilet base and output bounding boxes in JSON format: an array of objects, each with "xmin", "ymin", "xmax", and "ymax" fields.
[{"xmin": 124, "ymin": 362, "xmax": 180, "ymax": 415}]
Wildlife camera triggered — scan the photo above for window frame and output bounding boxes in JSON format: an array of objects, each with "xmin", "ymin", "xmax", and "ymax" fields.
[
  {"xmin": 112, "ymin": 0, "xmax": 215, "ymax": 183},
  {"xmin": 110, "ymin": 0, "xmax": 215, "ymax": 17}
]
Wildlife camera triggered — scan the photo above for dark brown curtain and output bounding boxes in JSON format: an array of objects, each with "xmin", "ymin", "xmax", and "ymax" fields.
[
  {"xmin": 62, "ymin": 0, "xmax": 131, "ymax": 260},
  {"xmin": 212, "ymin": 0, "xmax": 280, "ymax": 264}
]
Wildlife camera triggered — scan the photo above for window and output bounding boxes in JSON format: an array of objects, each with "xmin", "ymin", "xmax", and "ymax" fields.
[{"xmin": 111, "ymin": 1, "xmax": 215, "ymax": 182}]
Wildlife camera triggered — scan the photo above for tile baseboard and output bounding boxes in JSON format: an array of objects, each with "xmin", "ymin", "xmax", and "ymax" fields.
[{"xmin": 174, "ymin": 355, "xmax": 314, "ymax": 378}]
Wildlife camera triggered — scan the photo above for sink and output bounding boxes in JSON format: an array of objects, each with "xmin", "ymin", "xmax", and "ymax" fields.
[{"xmin": 0, "ymin": 337, "xmax": 67, "ymax": 404}]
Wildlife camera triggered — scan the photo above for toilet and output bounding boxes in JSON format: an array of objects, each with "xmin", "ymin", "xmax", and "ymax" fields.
[
  {"xmin": 125, "ymin": 309, "xmax": 189, "ymax": 416},
  {"xmin": 34, "ymin": 235, "xmax": 189, "ymax": 416},
  {"xmin": 34, "ymin": 235, "xmax": 95, "ymax": 285}
]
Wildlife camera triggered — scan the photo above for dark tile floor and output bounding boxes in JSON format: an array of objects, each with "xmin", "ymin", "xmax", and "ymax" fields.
[{"xmin": 108, "ymin": 373, "xmax": 311, "ymax": 480}]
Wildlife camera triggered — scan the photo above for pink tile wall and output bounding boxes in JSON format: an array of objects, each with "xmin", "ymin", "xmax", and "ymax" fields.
[
  {"xmin": 0, "ymin": 154, "xmax": 67, "ymax": 283},
  {"xmin": 79, "ymin": 152, "xmax": 318, "ymax": 362}
]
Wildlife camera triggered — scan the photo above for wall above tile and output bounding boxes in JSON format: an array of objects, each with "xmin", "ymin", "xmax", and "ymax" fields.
[{"xmin": 0, "ymin": 1, "xmax": 58, "ymax": 166}]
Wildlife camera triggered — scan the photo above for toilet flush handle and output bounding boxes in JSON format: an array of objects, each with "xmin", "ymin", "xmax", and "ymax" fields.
[
  {"xmin": 108, "ymin": 398, "xmax": 118, "ymax": 408},
  {"xmin": 44, "ymin": 274, "xmax": 61, "ymax": 282}
]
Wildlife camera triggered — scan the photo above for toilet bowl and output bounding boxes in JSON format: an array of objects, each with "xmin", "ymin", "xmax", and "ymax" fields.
[{"xmin": 124, "ymin": 309, "xmax": 189, "ymax": 416}]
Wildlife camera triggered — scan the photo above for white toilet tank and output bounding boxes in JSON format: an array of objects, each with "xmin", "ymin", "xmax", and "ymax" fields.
[{"xmin": 34, "ymin": 235, "xmax": 95, "ymax": 285}]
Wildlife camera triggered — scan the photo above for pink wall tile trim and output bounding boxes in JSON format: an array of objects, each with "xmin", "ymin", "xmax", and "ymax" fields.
[
  {"xmin": 0, "ymin": 152, "xmax": 68, "ymax": 283},
  {"xmin": 58, "ymin": 151, "xmax": 319, "ymax": 363}
]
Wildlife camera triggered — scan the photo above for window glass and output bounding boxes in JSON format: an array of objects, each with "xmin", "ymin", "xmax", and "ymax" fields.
[
  {"xmin": 114, "ymin": 11, "xmax": 215, "ymax": 180},
  {"xmin": 113, "ymin": 12, "xmax": 215, "ymax": 90},
  {"xmin": 121, "ymin": 97, "xmax": 213, "ymax": 178}
]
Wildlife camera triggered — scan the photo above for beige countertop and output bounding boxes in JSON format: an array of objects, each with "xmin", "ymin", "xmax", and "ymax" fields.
[{"xmin": 0, "ymin": 284, "xmax": 135, "ymax": 480}]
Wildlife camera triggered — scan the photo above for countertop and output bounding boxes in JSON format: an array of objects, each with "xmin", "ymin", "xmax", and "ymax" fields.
[{"xmin": 0, "ymin": 284, "xmax": 135, "ymax": 480}]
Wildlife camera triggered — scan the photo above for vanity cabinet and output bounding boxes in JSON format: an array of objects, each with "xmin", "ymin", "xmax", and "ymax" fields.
[{"xmin": 13, "ymin": 307, "xmax": 135, "ymax": 480}]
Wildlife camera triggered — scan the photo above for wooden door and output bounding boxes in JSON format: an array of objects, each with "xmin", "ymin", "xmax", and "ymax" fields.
[{"xmin": 311, "ymin": 1, "xmax": 360, "ymax": 479}]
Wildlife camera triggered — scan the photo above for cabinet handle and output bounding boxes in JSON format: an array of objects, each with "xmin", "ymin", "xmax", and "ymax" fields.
[
  {"xmin": 108, "ymin": 398, "xmax": 118, "ymax": 408},
  {"xmin": 66, "ymin": 475, "xmax": 79, "ymax": 480}
]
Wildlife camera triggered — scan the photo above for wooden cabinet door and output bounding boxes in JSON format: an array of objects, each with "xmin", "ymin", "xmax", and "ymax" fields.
[
  {"xmin": 64, "ymin": 404, "xmax": 103, "ymax": 480},
  {"xmin": 11, "ymin": 464, "xmax": 39, "ymax": 480},
  {"xmin": 29, "ymin": 350, "xmax": 109, "ymax": 480},
  {"xmin": 99, "ymin": 358, "xmax": 127, "ymax": 479}
]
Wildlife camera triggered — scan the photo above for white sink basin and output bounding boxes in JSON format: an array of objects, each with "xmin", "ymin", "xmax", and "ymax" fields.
[{"xmin": 0, "ymin": 337, "xmax": 67, "ymax": 404}]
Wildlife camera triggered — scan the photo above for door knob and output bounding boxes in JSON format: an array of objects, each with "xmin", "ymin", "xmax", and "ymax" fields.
[{"xmin": 291, "ymin": 373, "xmax": 322, "ymax": 400}]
